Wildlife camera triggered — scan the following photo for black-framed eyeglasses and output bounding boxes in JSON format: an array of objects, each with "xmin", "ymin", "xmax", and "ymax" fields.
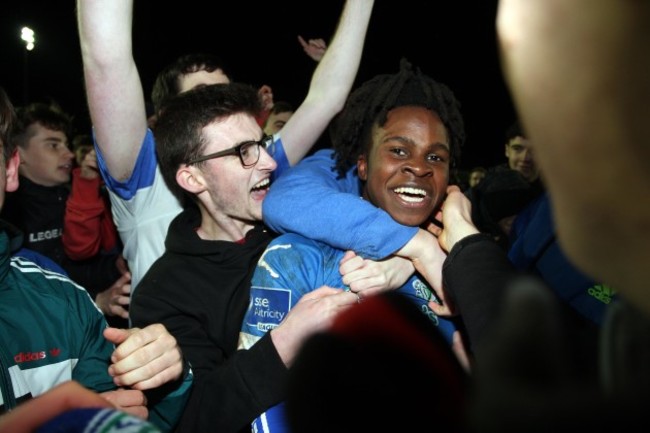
[{"xmin": 186, "ymin": 135, "xmax": 274, "ymax": 168}]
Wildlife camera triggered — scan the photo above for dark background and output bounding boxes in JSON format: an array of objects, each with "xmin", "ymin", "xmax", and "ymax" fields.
[{"xmin": 0, "ymin": 0, "xmax": 516, "ymax": 171}]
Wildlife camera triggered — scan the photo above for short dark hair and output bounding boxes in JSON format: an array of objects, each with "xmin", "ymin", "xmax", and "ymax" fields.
[
  {"xmin": 0, "ymin": 87, "xmax": 17, "ymax": 162},
  {"xmin": 151, "ymin": 53, "xmax": 232, "ymax": 113},
  {"xmin": 505, "ymin": 120, "xmax": 525, "ymax": 142},
  {"xmin": 13, "ymin": 101, "xmax": 74, "ymax": 150},
  {"xmin": 329, "ymin": 58, "xmax": 465, "ymax": 177},
  {"xmin": 269, "ymin": 101, "xmax": 294, "ymax": 116},
  {"xmin": 154, "ymin": 82, "xmax": 262, "ymax": 204}
]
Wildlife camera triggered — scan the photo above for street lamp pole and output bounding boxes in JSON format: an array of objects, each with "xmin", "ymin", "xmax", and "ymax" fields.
[{"xmin": 20, "ymin": 27, "xmax": 36, "ymax": 105}]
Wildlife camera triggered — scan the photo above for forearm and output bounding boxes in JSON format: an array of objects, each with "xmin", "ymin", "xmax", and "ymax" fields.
[
  {"xmin": 280, "ymin": 0, "xmax": 374, "ymax": 165},
  {"xmin": 306, "ymin": 0, "xmax": 374, "ymax": 113},
  {"xmin": 395, "ymin": 228, "xmax": 437, "ymax": 262},
  {"xmin": 77, "ymin": 0, "xmax": 133, "ymax": 66},
  {"xmin": 442, "ymin": 233, "xmax": 516, "ymax": 351}
]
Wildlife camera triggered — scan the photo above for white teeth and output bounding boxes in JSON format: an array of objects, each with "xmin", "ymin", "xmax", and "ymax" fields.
[
  {"xmin": 393, "ymin": 187, "xmax": 426, "ymax": 203},
  {"xmin": 393, "ymin": 187, "xmax": 426, "ymax": 196},
  {"xmin": 252, "ymin": 178, "xmax": 270, "ymax": 190},
  {"xmin": 399, "ymin": 195, "xmax": 425, "ymax": 203}
]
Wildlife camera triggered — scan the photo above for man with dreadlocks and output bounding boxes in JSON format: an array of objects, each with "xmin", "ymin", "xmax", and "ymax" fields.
[
  {"xmin": 238, "ymin": 59, "xmax": 472, "ymax": 432},
  {"xmin": 261, "ymin": 59, "xmax": 465, "ymax": 317}
]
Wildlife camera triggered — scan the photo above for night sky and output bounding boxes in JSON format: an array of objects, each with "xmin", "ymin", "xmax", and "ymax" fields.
[{"xmin": 0, "ymin": 0, "xmax": 516, "ymax": 170}]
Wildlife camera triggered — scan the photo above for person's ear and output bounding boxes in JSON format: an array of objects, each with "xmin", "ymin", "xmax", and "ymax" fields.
[
  {"xmin": 357, "ymin": 154, "xmax": 368, "ymax": 182},
  {"xmin": 5, "ymin": 150, "xmax": 20, "ymax": 192},
  {"xmin": 176, "ymin": 164, "xmax": 206, "ymax": 195}
]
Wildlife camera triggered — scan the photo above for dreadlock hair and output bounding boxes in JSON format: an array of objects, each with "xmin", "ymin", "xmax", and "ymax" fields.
[
  {"xmin": 154, "ymin": 82, "xmax": 262, "ymax": 205},
  {"xmin": 330, "ymin": 58, "xmax": 465, "ymax": 178}
]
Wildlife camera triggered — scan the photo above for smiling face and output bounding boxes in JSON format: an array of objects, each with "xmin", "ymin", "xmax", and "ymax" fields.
[
  {"xmin": 18, "ymin": 123, "xmax": 74, "ymax": 187},
  {"xmin": 357, "ymin": 106, "xmax": 450, "ymax": 227}
]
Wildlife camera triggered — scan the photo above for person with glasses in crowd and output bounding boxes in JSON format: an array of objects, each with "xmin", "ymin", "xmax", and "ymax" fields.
[
  {"xmin": 126, "ymin": 1, "xmax": 375, "ymax": 430},
  {"xmin": 130, "ymin": 80, "xmax": 361, "ymax": 433},
  {"xmin": 77, "ymin": 0, "xmax": 370, "ymax": 296}
]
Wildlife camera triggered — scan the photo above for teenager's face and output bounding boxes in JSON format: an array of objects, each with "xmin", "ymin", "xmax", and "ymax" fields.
[
  {"xmin": 18, "ymin": 123, "xmax": 74, "ymax": 187},
  {"xmin": 193, "ymin": 113, "xmax": 277, "ymax": 225},
  {"xmin": 505, "ymin": 135, "xmax": 539, "ymax": 182},
  {"xmin": 178, "ymin": 69, "xmax": 230, "ymax": 94},
  {"xmin": 358, "ymin": 106, "xmax": 450, "ymax": 227}
]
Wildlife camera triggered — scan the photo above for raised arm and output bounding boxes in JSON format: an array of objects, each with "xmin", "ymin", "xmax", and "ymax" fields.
[
  {"xmin": 280, "ymin": 0, "xmax": 374, "ymax": 165},
  {"xmin": 77, "ymin": 0, "xmax": 148, "ymax": 181}
]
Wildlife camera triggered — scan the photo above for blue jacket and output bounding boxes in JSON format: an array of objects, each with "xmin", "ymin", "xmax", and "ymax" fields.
[{"xmin": 508, "ymin": 193, "xmax": 616, "ymax": 324}]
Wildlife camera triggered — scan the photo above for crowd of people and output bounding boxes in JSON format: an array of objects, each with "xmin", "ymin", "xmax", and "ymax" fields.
[{"xmin": 0, "ymin": 0, "xmax": 648, "ymax": 432}]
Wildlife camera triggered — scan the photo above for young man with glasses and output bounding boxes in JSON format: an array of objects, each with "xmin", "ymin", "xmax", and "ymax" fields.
[
  {"xmin": 118, "ymin": 1, "xmax": 375, "ymax": 430},
  {"xmin": 77, "ymin": 0, "xmax": 371, "ymax": 296},
  {"xmin": 130, "ymin": 81, "xmax": 361, "ymax": 433}
]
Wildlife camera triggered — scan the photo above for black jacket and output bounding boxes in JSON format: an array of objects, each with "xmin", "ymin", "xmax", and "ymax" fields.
[
  {"xmin": 443, "ymin": 233, "xmax": 518, "ymax": 351},
  {"xmin": 2, "ymin": 175, "xmax": 69, "ymax": 264},
  {"xmin": 131, "ymin": 205, "xmax": 287, "ymax": 433},
  {"xmin": 1, "ymin": 176, "xmax": 121, "ymax": 301}
]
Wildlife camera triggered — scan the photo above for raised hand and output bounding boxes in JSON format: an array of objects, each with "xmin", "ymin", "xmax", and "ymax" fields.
[
  {"xmin": 298, "ymin": 35, "xmax": 327, "ymax": 62},
  {"xmin": 257, "ymin": 84, "xmax": 274, "ymax": 111}
]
